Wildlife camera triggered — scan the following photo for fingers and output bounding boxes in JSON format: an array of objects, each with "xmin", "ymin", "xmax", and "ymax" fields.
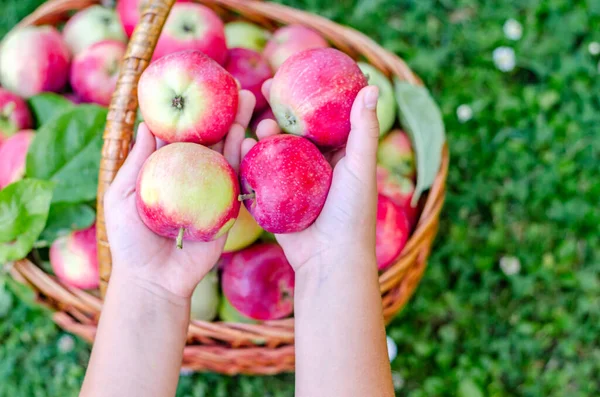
[
  {"xmin": 261, "ymin": 79, "xmax": 273, "ymax": 104},
  {"xmin": 255, "ymin": 118, "xmax": 280, "ymax": 140},
  {"xmin": 235, "ymin": 90, "xmax": 256, "ymax": 128},
  {"xmin": 241, "ymin": 137, "xmax": 257, "ymax": 158},
  {"xmin": 344, "ymin": 85, "xmax": 380, "ymax": 182},
  {"xmin": 222, "ymin": 90, "xmax": 255, "ymax": 172},
  {"xmin": 109, "ymin": 122, "xmax": 156, "ymax": 196}
]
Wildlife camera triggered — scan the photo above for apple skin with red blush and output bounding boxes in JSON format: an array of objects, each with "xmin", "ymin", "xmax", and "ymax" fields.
[
  {"xmin": 135, "ymin": 142, "xmax": 240, "ymax": 245},
  {"xmin": 269, "ymin": 48, "xmax": 368, "ymax": 149},
  {"xmin": 0, "ymin": 130, "xmax": 35, "ymax": 189},
  {"xmin": 138, "ymin": 50, "xmax": 238, "ymax": 145},
  {"xmin": 49, "ymin": 224, "xmax": 99, "ymax": 290},
  {"xmin": 224, "ymin": 48, "xmax": 271, "ymax": 111},
  {"xmin": 0, "ymin": 89, "xmax": 33, "ymax": 145},
  {"xmin": 377, "ymin": 130, "xmax": 416, "ymax": 180},
  {"xmin": 221, "ymin": 243, "xmax": 295, "ymax": 321},
  {"xmin": 375, "ymin": 194, "xmax": 410, "ymax": 270},
  {"xmin": 263, "ymin": 24, "xmax": 328, "ymax": 71},
  {"xmin": 117, "ymin": 0, "xmax": 193, "ymax": 38},
  {"xmin": 376, "ymin": 166, "xmax": 418, "ymax": 226},
  {"xmin": 239, "ymin": 134, "xmax": 332, "ymax": 234}
]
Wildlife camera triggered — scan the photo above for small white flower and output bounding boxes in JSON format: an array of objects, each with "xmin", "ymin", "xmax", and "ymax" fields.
[
  {"xmin": 589, "ymin": 42, "xmax": 600, "ymax": 56},
  {"xmin": 456, "ymin": 104, "xmax": 473, "ymax": 123},
  {"xmin": 493, "ymin": 47, "xmax": 516, "ymax": 72},
  {"xmin": 500, "ymin": 256, "xmax": 521, "ymax": 276},
  {"xmin": 180, "ymin": 368, "xmax": 194, "ymax": 376},
  {"xmin": 57, "ymin": 335, "xmax": 75, "ymax": 353},
  {"xmin": 392, "ymin": 371, "xmax": 405, "ymax": 390},
  {"xmin": 503, "ymin": 19, "xmax": 523, "ymax": 41},
  {"xmin": 386, "ymin": 336, "xmax": 397, "ymax": 362}
]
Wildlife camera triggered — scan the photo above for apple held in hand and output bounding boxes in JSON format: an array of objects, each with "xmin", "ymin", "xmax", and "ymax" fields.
[
  {"xmin": 223, "ymin": 205, "xmax": 263, "ymax": 253},
  {"xmin": 263, "ymin": 24, "xmax": 329, "ymax": 71},
  {"xmin": 70, "ymin": 40, "xmax": 127, "ymax": 106},
  {"xmin": 50, "ymin": 224, "xmax": 99, "ymax": 290},
  {"xmin": 63, "ymin": 5, "xmax": 126, "ymax": 55},
  {"xmin": 0, "ymin": 130, "xmax": 35, "ymax": 189},
  {"xmin": 153, "ymin": 3, "xmax": 227, "ymax": 64},
  {"xmin": 190, "ymin": 269, "xmax": 219, "ymax": 321},
  {"xmin": 224, "ymin": 48, "xmax": 271, "ymax": 111},
  {"xmin": 239, "ymin": 135, "xmax": 332, "ymax": 234},
  {"xmin": 376, "ymin": 166, "xmax": 418, "ymax": 225},
  {"xmin": 224, "ymin": 21, "xmax": 270, "ymax": 52},
  {"xmin": 358, "ymin": 62, "xmax": 396, "ymax": 136},
  {"xmin": 136, "ymin": 142, "xmax": 240, "ymax": 247},
  {"xmin": 138, "ymin": 50, "xmax": 238, "ymax": 145},
  {"xmin": 270, "ymin": 48, "xmax": 368, "ymax": 149},
  {"xmin": 377, "ymin": 130, "xmax": 416, "ymax": 180},
  {"xmin": 0, "ymin": 26, "xmax": 70, "ymax": 98},
  {"xmin": 0, "ymin": 89, "xmax": 32, "ymax": 145},
  {"xmin": 222, "ymin": 243, "xmax": 295, "ymax": 321},
  {"xmin": 117, "ymin": 0, "xmax": 192, "ymax": 37},
  {"xmin": 376, "ymin": 194, "xmax": 410, "ymax": 270}
]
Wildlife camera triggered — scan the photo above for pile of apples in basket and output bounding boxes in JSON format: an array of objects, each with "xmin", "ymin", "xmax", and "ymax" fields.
[{"xmin": 0, "ymin": 0, "xmax": 443, "ymax": 324}]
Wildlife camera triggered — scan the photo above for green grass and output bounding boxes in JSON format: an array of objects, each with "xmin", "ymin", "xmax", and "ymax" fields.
[{"xmin": 1, "ymin": 0, "xmax": 599, "ymax": 396}]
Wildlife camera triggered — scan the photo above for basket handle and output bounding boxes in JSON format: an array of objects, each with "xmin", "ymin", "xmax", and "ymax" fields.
[{"xmin": 96, "ymin": 0, "xmax": 176, "ymax": 296}]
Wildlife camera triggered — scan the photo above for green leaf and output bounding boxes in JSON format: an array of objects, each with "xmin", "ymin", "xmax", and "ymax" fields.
[
  {"xmin": 25, "ymin": 105, "xmax": 107, "ymax": 204},
  {"xmin": 394, "ymin": 79, "xmax": 445, "ymax": 204},
  {"xmin": 0, "ymin": 179, "xmax": 54, "ymax": 263},
  {"xmin": 27, "ymin": 93, "xmax": 74, "ymax": 126},
  {"xmin": 36, "ymin": 203, "xmax": 96, "ymax": 247},
  {"xmin": 458, "ymin": 379, "xmax": 484, "ymax": 397}
]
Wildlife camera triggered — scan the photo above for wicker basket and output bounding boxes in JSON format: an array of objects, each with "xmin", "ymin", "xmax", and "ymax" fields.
[{"xmin": 11, "ymin": 0, "xmax": 449, "ymax": 375}]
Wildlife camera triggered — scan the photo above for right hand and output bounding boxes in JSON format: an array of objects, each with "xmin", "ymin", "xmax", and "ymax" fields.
[{"xmin": 241, "ymin": 81, "xmax": 381, "ymax": 272}]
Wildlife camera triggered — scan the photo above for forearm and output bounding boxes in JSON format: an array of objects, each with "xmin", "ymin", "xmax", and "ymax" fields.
[
  {"xmin": 294, "ymin": 253, "xmax": 394, "ymax": 397},
  {"xmin": 81, "ymin": 271, "xmax": 190, "ymax": 397}
]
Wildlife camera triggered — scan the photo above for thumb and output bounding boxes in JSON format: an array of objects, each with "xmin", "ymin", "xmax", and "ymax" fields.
[{"xmin": 344, "ymin": 85, "xmax": 380, "ymax": 183}]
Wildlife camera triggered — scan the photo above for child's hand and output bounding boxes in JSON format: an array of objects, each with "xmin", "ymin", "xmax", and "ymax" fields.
[
  {"xmin": 103, "ymin": 91, "xmax": 256, "ymax": 298},
  {"xmin": 242, "ymin": 81, "xmax": 380, "ymax": 272}
]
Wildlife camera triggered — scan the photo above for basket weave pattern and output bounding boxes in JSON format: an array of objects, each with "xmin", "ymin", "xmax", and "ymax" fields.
[{"xmin": 11, "ymin": 0, "xmax": 449, "ymax": 374}]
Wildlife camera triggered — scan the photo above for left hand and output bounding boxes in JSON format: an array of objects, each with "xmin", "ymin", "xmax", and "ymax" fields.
[{"xmin": 103, "ymin": 90, "xmax": 256, "ymax": 299}]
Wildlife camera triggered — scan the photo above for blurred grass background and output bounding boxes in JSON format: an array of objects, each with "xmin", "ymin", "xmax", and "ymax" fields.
[{"xmin": 1, "ymin": 0, "xmax": 599, "ymax": 396}]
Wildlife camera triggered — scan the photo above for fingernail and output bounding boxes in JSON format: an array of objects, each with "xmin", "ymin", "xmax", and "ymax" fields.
[{"xmin": 364, "ymin": 86, "xmax": 379, "ymax": 110}]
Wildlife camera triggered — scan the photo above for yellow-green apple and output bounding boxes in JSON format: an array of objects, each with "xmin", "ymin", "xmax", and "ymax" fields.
[
  {"xmin": 62, "ymin": 5, "xmax": 126, "ymax": 55},
  {"xmin": 0, "ymin": 130, "xmax": 35, "ymax": 189},
  {"xmin": 152, "ymin": 3, "xmax": 227, "ymax": 64},
  {"xmin": 249, "ymin": 106, "xmax": 275, "ymax": 135},
  {"xmin": 358, "ymin": 62, "xmax": 396, "ymax": 136},
  {"xmin": 263, "ymin": 24, "xmax": 328, "ymax": 71},
  {"xmin": 70, "ymin": 40, "xmax": 126, "ymax": 106},
  {"xmin": 376, "ymin": 194, "xmax": 410, "ymax": 270},
  {"xmin": 136, "ymin": 142, "xmax": 240, "ymax": 247},
  {"xmin": 239, "ymin": 135, "xmax": 332, "ymax": 233},
  {"xmin": 116, "ymin": 0, "xmax": 192, "ymax": 37},
  {"xmin": 221, "ymin": 243, "xmax": 294, "ymax": 320},
  {"xmin": 224, "ymin": 48, "xmax": 271, "ymax": 111},
  {"xmin": 219, "ymin": 295, "xmax": 256, "ymax": 323},
  {"xmin": 0, "ymin": 26, "xmax": 71, "ymax": 98},
  {"xmin": 190, "ymin": 269, "xmax": 219, "ymax": 321},
  {"xmin": 223, "ymin": 205, "xmax": 263, "ymax": 253},
  {"xmin": 377, "ymin": 166, "xmax": 418, "ymax": 226},
  {"xmin": 49, "ymin": 224, "xmax": 99, "ymax": 290},
  {"xmin": 0, "ymin": 88, "xmax": 32, "ymax": 145},
  {"xmin": 270, "ymin": 48, "xmax": 368, "ymax": 149},
  {"xmin": 377, "ymin": 129, "xmax": 416, "ymax": 179},
  {"xmin": 138, "ymin": 50, "xmax": 238, "ymax": 145},
  {"xmin": 224, "ymin": 21, "xmax": 270, "ymax": 51}
]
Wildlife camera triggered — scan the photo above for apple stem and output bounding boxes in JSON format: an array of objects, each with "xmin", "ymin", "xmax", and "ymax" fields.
[
  {"xmin": 176, "ymin": 228, "xmax": 185, "ymax": 249},
  {"xmin": 238, "ymin": 192, "xmax": 256, "ymax": 201}
]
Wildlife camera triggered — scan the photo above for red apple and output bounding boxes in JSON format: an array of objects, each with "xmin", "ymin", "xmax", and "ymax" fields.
[
  {"xmin": 0, "ymin": 130, "xmax": 35, "ymax": 189},
  {"xmin": 136, "ymin": 142, "xmax": 240, "ymax": 246},
  {"xmin": 70, "ymin": 40, "xmax": 126, "ymax": 106},
  {"xmin": 223, "ymin": 205, "xmax": 263, "ymax": 253},
  {"xmin": 0, "ymin": 26, "xmax": 71, "ymax": 98},
  {"xmin": 63, "ymin": 5, "xmax": 126, "ymax": 55},
  {"xmin": 63, "ymin": 93, "xmax": 83, "ymax": 104},
  {"xmin": 152, "ymin": 3, "xmax": 227, "ymax": 64},
  {"xmin": 116, "ymin": 0, "xmax": 192, "ymax": 37},
  {"xmin": 222, "ymin": 243, "xmax": 294, "ymax": 321},
  {"xmin": 263, "ymin": 24, "xmax": 328, "ymax": 71},
  {"xmin": 249, "ymin": 107, "xmax": 275, "ymax": 135},
  {"xmin": 270, "ymin": 48, "xmax": 368, "ymax": 149},
  {"xmin": 224, "ymin": 48, "xmax": 271, "ymax": 111},
  {"xmin": 138, "ymin": 50, "xmax": 238, "ymax": 145},
  {"xmin": 219, "ymin": 295, "xmax": 256, "ymax": 323},
  {"xmin": 0, "ymin": 88, "xmax": 32, "ymax": 145},
  {"xmin": 376, "ymin": 194, "xmax": 410, "ymax": 270},
  {"xmin": 377, "ymin": 130, "xmax": 416, "ymax": 180},
  {"xmin": 376, "ymin": 166, "xmax": 418, "ymax": 225},
  {"xmin": 239, "ymin": 135, "xmax": 332, "ymax": 233},
  {"xmin": 49, "ymin": 224, "xmax": 99, "ymax": 290}
]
